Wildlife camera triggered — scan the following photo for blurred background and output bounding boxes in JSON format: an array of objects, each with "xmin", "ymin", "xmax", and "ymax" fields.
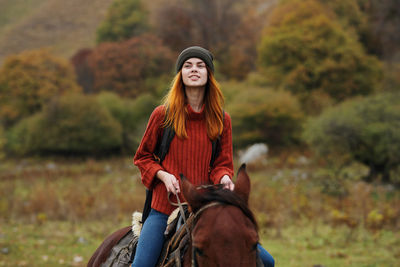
[{"xmin": 0, "ymin": 0, "xmax": 399, "ymax": 266}]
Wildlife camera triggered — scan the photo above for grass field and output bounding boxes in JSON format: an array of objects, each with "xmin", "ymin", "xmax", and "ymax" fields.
[
  {"xmin": 1, "ymin": 220, "xmax": 398, "ymax": 266},
  {"xmin": 263, "ymin": 224, "xmax": 399, "ymax": 266},
  {"xmin": 0, "ymin": 156, "xmax": 399, "ymax": 266}
]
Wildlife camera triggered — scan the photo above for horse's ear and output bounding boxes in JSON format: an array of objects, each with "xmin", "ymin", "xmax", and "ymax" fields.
[
  {"xmin": 234, "ymin": 164, "xmax": 250, "ymax": 204},
  {"xmin": 180, "ymin": 174, "xmax": 203, "ymax": 212}
]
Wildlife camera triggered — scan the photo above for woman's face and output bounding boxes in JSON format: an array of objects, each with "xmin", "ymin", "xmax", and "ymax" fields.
[{"xmin": 181, "ymin": 58, "xmax": 208, "ymax": 88}]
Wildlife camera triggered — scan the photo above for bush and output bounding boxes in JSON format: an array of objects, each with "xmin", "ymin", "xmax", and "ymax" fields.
[
  {"xmin": 88, "ymin": 34, "xmax": 174, "ymax": 98},
  {"xmin": 96, "ymin": 92, "xmax": 157, "ymax": 153},
  {"xmin": 257, "ymin": 0, "xmax": 382, "ymax": 110},
  {"xmin": 7, "ymin": 94, "xmax": 122, "ymax": 156},
  {"xmin": 225, "ymin": 82, "xmax": 304, "ymax": 149},
  {"xmin": 303, "ymin": 93, "xmax": 400, "ymax": 184},
  {"xmin": 6, "ymin": 113, "xmax": 41, "ymax": 156}
]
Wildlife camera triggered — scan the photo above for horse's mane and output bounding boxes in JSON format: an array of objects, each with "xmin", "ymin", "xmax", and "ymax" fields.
[{"xmin": 194, "ymin": 186, "xmax": 258, "ymax": 231}]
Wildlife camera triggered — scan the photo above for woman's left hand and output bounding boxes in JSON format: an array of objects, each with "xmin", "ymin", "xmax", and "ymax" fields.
[{"xmin": 220, "ymin": 175, "xmax": 234, "ymax": 191}]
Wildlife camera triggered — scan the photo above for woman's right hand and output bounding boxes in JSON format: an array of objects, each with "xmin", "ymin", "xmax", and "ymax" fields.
[{"xmin": 156, "ymin": 170, "xmax": 180, "ymax": 194}]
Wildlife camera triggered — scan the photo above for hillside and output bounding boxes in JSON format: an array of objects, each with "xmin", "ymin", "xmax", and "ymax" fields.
[{"xmin": 0, "ymin": 0, "xmax": 114, "ymax": 63}]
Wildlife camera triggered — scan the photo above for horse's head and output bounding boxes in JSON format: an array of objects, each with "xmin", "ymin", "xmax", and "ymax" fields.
[{"xmin": 181, "ymin": 164, "xmax": 259, "ymax": 267}]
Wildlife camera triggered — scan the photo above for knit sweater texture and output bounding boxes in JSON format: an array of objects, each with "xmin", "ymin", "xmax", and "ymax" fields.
[{"xmin": 133, "ymin": 104, "xmax": 234, "ymax": 215}]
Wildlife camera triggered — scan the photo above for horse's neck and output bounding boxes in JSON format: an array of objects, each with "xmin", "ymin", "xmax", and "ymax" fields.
[{"xmin": 183, "ymin": 242, "xmax": 192, "ymax": 267}]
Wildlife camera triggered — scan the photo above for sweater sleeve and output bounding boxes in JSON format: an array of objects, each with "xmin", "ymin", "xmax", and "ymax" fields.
[
  {"xmin": 133, "ymin": 106, "xmax": 165, "ymax": 190},
  {"xmin": 209, "ymin": 112, "xmax": 234, "ymax": 184}
]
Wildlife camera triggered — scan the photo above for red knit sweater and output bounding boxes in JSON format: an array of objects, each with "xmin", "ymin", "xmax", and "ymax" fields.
[{"xmin": 133, "ymin": 104, "xmax": 234, "ymax": 215}]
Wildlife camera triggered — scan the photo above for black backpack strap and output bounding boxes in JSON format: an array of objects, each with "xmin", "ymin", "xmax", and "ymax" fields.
[
  {"xmin": 153, "ymin": 125, "xmax": 175, "ymax": 164},
  {"xmin": 142, "ymin": 109, "xmax": 175, "ymax": 223},
  {"xmin": 209, "ymin": 110, "xmax": 225, "ymax": 173},
  {"xmin": 141, "ymin": 189, "xmax": 153, "ymax": 224}
]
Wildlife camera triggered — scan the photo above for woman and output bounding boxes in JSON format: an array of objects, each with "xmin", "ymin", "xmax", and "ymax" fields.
[{"xmin": 133, "ymin": 46, "xmax": 274, "ymax": 267}]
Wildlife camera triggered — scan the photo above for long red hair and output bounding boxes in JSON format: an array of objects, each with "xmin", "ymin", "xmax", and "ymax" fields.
[{"xmin": 162, "ymin": 67, "xmax": 224, "ymax": 140}]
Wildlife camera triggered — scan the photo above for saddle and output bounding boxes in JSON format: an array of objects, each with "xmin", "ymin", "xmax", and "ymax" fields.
[{"xmin": 100, "ymin": 206, "xmax": 192, "ymax": 267}]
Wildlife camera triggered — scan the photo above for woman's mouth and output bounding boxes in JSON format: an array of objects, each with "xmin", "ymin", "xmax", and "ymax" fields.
[{"xmin": 189, "ymin": 75, "xmax": 200, "ymax": 80}]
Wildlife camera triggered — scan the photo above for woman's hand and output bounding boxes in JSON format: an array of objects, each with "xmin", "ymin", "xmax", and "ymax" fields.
[
  {"xmin": 157, "ymin": 170, "xmax": 180, "ymax": 194},
  {"xmin": 220, "ymin": 175, "xmax": 234, "ymax": 191}
]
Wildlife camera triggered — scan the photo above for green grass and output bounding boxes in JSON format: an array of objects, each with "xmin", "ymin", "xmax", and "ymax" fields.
[
  {"xmin": 0, "ymin": 220, "xmax": 129, "ymax": 267},
  {"xmin": 0, "ymin": 220, "xmax": 398, "ymax": 266},
  {"xmin": 261, "ymin": 224, "xmax": 400, "ymax": 267}
]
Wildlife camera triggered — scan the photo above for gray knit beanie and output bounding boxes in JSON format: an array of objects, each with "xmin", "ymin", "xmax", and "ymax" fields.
[{"xmin": 175, "ymin": 46, "xmax": 214, "ymax": 73}]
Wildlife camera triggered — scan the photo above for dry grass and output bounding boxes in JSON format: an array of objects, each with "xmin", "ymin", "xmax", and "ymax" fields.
[
  {"xmin": 248, "ymin": 156, "xmax": 400, "ymax": 238},
  {"xmin": 0, "ymin": 157, "xmax": 144, "ymax": 224},
  {"xmin": 1, "ymin": 155, "xmax": 399, "ymax": 233}
]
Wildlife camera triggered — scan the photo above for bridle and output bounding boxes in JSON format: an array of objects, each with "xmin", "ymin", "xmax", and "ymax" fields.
[
  {"xmin": 168, "ymin": 184, "xmax": 224, "ymax": 236},
  {"xmin": 169, "ymin": 187, "xmax": 258, "ymax": 267}
]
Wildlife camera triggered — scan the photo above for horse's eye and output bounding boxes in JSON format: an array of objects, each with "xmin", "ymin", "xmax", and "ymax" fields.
[
  {"xmin": 194, "ymin": 246, "xmax": 205, "ymax": 257},
  {"xmin": 251, "ymin": 243, "xmax": 258, "ymax": 252}
]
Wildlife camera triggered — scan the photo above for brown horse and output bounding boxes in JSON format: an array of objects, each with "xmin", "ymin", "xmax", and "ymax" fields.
[{"xmin": 88, "ymin": 164, "xmax": 260, "ymax": 267}]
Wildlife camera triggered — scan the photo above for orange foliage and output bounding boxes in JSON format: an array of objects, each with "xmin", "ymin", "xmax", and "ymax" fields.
[
  {"xmin": 0, "ymin": 49, "xmax": 81, "ymax": 127},
  {"xmin": 87, "ymin": 34, "xmax": 174, "ymax": 98},
  {"xmin": 258, "ymin": 0, "xmax": 383, "ymax": 105}
]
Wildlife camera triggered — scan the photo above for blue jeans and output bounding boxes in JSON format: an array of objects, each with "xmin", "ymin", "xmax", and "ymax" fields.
[
  {"xmin": 258, "ymin": 243, "xmax": 275, "ymax": 267},
  {"xmin": 132, "ymin": 209, "xmax": 275, "ymax": 267},
  {"xmin": 132, "ymin": 209, "xmax": 168, "ymax": 267}
]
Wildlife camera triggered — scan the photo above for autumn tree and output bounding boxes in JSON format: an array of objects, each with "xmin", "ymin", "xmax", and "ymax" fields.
[
  {"xmin": 151, "ymin": 4, "xmax": 195, "ymax": 53},
  {"xmin": 70, "ymin": 48, "xmax": 94, "ymax": 94},
  {"xmin": 151, "ymin": 0, "xmax": 266, "ymax": 79},
  {"xmin": 0, "ymin": 49, "xmax": 81, "ymax": 128},
  {"xmin": 258, "ymin": 0, "xmax": 382, "ymax": 112},
  {"xmin": 87, "ymin": 34, "xmax": 175, "ymax": 97},
  {"xmin": 96, "ymin": 0, "xmax": 149, "ymax": 43},
  {"xmin": 316, "ymin": 0, "xmax": 400, "ymax": 94},
  {"xmin": 317, "ymin": 0, "xmax": 369, "ymax": 41},
  {"xmin": 356, "ymin": 0, "xmax": 400, "ymax": 60}
]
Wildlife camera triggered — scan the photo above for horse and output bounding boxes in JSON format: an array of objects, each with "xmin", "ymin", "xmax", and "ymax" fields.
[{"xmin": 88, "ymin": 164, "xmax": 261, "ymax": 267}]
